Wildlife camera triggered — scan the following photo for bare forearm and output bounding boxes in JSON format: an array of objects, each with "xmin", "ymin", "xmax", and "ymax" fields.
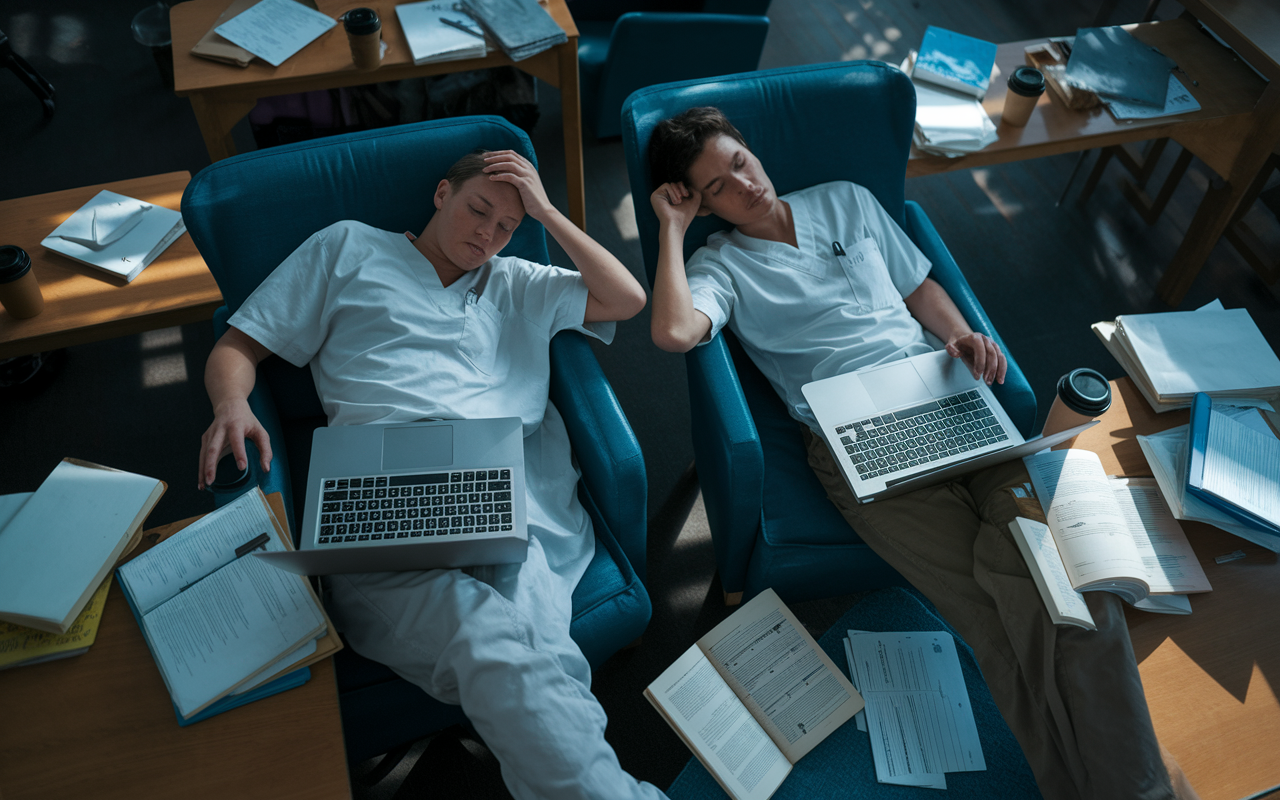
[
  {"xmin": 541, "ymin": 209, "xmax": 646, "ymax": 321},
  {"xmin": 651, "ymin": 223, "xmax": 711, "ymax": 352},
  {"xmin": 205, "ymin": 329, "xmax": 265, "ymax": 412},
  {"xmin": 903, "ymin": 278, "xmax": 970, "ymax": 342}
]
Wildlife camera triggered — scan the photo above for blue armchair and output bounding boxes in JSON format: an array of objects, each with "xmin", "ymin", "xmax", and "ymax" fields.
[
  {"xmin": 181, "ymin": 116, "xmax": 652, "ymax": 764},
  {"xmin": 577, "ymin": 11, "xmax": 769, "ymax": 139},
  {"xmin": 621, "ymin": 62, "xmax": 1038, "ymax": 605}
]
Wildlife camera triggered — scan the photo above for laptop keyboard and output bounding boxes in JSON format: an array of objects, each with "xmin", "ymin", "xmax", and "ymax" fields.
[
  {"xmin": 834, "ymin": 390, "xmax": 1008, "ymax": 480},
  {"xmin": 314, "ymin": 469, "xmax": 514, "ymax": 546}
]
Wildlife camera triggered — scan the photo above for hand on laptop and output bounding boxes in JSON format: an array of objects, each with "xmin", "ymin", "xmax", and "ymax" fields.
[{"xmin": 946, "ymin": 331, "xmax": 1007, "ymax": 386}]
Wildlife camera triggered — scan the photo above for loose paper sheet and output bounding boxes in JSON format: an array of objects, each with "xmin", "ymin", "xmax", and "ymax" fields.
[
  {"xmin": 215, "ymin": 0, "xmax": 336, "ymax": 67},
  {"xmin": 846, "ymin": 631, "xmax": 986, "ymax": 788}
]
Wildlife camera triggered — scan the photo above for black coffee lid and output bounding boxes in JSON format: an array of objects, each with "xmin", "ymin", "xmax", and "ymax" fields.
[
  {"xmin": 1057, "ymin": 368, "xmax": 1111, "ymax": 416},
  {"xmin": 344, "ymin": 7, "xmax": 380, "ymax": 34},
  {"xmin": 0, "ymin": 246, "xmax": 31, "ymax": 283},
  {"xmin": 1007, "ymin": 66, "xmax": 1046, "ymax": 97}
]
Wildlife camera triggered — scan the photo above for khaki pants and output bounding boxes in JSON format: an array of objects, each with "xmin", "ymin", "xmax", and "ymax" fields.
[{"xmin": 805, "ymin": 429, "xmax": 1173, "ymax": 800}]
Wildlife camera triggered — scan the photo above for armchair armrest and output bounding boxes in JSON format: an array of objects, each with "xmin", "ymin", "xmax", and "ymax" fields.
[
  {"xmin": 210, "ymin": 307, "xmax": 296, "ymax": 529},
  {"xmin": 683, "ymin": 334, "xmax": 765, "ymax": 596},
  {"xmin": 904, "ymin": 202, "xmax": 1038, "ymax": 437},
  {"xmin": 548, "ymin": 331, "xmax": 647, "ymax": 582}
]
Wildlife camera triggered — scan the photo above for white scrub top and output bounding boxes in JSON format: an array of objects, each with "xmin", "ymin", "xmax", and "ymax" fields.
[
  {"xmin": 686, "ymin": 181, "xmax": 935, "ymax": 430},
  {"xmin": 229, "ymin": 220, "xmax": 612, "ymax": 587}
]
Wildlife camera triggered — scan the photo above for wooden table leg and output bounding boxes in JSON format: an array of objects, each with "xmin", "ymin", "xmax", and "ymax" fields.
[
  {"xmin": 1158, "ymin": 83, "xmax": 1280, "ymax": 306},
  {"xmin": 557, "ymin": 40, "xmax": 586, "ymax": 231},
  {"xmin": 187, "ymin": 93, "xmax": 257, "ymax": 163}
]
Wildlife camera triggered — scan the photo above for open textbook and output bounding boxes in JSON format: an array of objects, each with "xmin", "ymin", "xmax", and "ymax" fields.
[
  {"xmin": 1012, "ymin": 449, "xmax": 1211, "ymax": 628},
  {"xmin": 644, "ymin": 589, "xmax": 864, "ymax": 800},
  {"xmin": 1137, "ymin": 403, "xmax": 1280, "ymax": 552},
  {"xmin": 116, "ymin": 488, "xmax": 340, "ymax": 723}
]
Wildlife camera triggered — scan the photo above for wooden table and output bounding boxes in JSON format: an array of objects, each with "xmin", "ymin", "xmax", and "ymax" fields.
[
  {"xmin": 0, "ymin": 172, "xmax": 223, "ymax": 360},
  {"xmin": 0, "ymin": 493, "xmax": 350, "ymax": 800},
  {"xmin": 169, "ymin": 0, "xmax": 587, "ymax": 230},
  {"xmin": 1157, "ymin": 0, "xmax": 1280, "ymax": 306},
  {"xmin": 1072, "ymin": 378, "xmax": 1280, "ymax": 800},
  {"xmin": 907, "ymin": 18, "xmax": 1271, "ymax": 306}
]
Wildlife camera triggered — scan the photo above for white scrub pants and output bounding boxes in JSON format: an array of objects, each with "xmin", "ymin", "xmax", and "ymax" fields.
[{"xmin": 327, "ymin": 535, "xmax": 667, "ymax": 800}]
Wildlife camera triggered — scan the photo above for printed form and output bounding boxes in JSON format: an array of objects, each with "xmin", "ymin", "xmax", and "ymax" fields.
[{"xmin": 845, "ymin": 631, "xmax": 985, "ymax": 789}]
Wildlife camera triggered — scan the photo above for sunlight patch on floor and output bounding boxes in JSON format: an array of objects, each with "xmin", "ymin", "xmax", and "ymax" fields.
[
  {"xmin": 612, "ymin": 192, "xmax": 639, "ymax": 242},
  {"xmin": 142, "ymin": 354, "xmax": 188, "ymax": 388}
]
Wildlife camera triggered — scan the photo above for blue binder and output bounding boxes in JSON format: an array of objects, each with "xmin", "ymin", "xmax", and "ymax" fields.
[{"xmin": 1185, "ymin": 392, "xmax": 1280, "ymax": 538}]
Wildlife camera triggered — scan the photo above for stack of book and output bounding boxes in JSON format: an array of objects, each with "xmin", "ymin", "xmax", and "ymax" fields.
[
  {"xmin": 1093, "ymin": 303, "xmax": 1280, "ymax": 413},
  {"xmin": 0, "ymin": 460, "xmax": 165, "ymax": 637},
  {"xmin": 905, "ymin": 26, "xmax": 999, "ymax": 157}
]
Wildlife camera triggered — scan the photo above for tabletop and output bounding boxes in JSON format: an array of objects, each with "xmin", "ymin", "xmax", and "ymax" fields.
[
  {"xmin": 1073, "ymin": 378, "xmax": 1280, "ymax": 800},
  {"xmin": 907, "ymin": 18, "xmax": 1267, "ymax": 179},
  {"xmin": 0, "ymin": 493, "xmax": 350, "ymax": 800},
  {"xmin": 0, "ymin": 172, "xmax": 223, "ymax": 360},
  {"xmin": 170, "ymin": 0, "xmax": 578, "ymax": 95}
]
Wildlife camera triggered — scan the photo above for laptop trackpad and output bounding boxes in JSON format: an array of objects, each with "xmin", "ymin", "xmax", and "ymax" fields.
[
  {"xmin": 865, "ymin": 361, "xmax": 934, "ymax": 411},
  {"xmin": 382, "ymin": 424, "xmax": 453, "ymax": 470}
]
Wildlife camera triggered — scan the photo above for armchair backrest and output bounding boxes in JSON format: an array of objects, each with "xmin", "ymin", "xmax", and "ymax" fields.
[
  {"xmin": 183, "ymin": 116, "xmax": 550, "ymax": 420},
  {"xmin": 591, "ymin": 13, "xmax": 769, "ymax": 138},
  {"xmin": 621, "ymin": 61, "xmax": 916, "ymax": 287},
  {"xmin": 184, "ymin": 116, "xmax": 549, "ymax": 319}
]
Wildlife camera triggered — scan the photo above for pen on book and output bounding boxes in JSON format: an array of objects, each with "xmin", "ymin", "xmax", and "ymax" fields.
[
  {"xmin": 441, "ymin": 16, "xmax": 485, "ymax": 39},
  {"xmin": 176, "ymin": 533, "xmax": 271, "ymax": 593}
]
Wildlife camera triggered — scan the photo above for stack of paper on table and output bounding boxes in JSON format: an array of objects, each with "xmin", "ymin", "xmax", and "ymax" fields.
[
  {"xmin": 213, "ymin": 0, "xmax": 335, "ymax": 67},
  {"xmin": 41, "ymin": 190, "xmax": 186, "ymax": 282},
  {"xmin": 644, "ymin": 588, "xmax": 863, "ymax": 800},
  {"xmin": 116, "ymin": 488, "xmax": 341, "ymax": 724},
  {"xmin": 902, "ymin": 52, "xmax": 998, "ymax": 157},
  {"xmin": 0, "ymin": 460, "xmax": 164, "ymax": 635},
  {"xmin": 396, "ymin": 0, "xmax": 488, "ymax": 64},
  {"xmin": 1137, "ymin": 405, "xmax": 1280, "ymax": 552},
  {"xmin": 841, "ymin": 629, "xmax": 986, "ymax": 789},
  {"xmin": 1186, "ymin": 392, "xmax": 1280, "ymax": 539},
  {"xmin": 1093, "ymin": 303, "xmax": 1280, "ymax": 412},
  {"xmin": 1012, "ymin": 449, "xmax": 1211, "ymax": 624}
]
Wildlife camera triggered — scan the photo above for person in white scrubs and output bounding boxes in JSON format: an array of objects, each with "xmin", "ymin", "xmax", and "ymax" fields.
[
  {"xmin": 646, "ymin": 107, "xmax": 1199, "ymax": 800},
  {"xmin": 197, "ymin": 150, "xmax": 666, "ymax": 800}
]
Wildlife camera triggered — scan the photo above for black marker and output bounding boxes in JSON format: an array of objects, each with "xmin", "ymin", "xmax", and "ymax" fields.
[{"xmin": 832, "ymin": 241, "xmax": 846, "ymax": 256}]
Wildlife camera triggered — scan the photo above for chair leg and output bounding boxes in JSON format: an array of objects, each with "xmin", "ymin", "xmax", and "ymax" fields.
[
  {"xmin": 723, "ymin": 589, "xmax": 743, "ymax": 606},
  {"xmin": 1119, "ymin": 145, "xmax": 1194, "ymax": 224},
  {"xmin": 3, "ymin": 47, "xmax": 56, "ymax": 118},
  {"xmin": 1076, "ymin": 147, "xmax": 1117, "ymax": 207},
  {"xmin": 1222, "ymin": 152, "xmax": 1280, "ymax": 283}
]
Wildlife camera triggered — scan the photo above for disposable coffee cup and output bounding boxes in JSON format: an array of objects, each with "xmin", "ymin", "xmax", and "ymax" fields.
[
  {"xmin": 0, "ymin": 246, "xmax": 45, "ymax": 320},
  {"xmin": 1042, "ymin": 368, "xmax": 1111, "ymax": 447},
  {"xmin": 344, "ymin": 8, "xmax": 382, "ymax": 71},
  {"xmin": 1002, "ymin": 66, "xmax": 1045, "ymax": 127}
]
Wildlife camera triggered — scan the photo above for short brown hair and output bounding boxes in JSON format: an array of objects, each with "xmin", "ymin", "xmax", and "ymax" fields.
[
  {"xmin": 648, "ymin": 107, "xmax": 748, "ymax": 187},
  {"xmin": 444, "ymin": 149, "xmax": 492, "ymax": 190}
]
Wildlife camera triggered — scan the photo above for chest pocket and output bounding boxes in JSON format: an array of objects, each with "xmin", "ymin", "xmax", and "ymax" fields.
[
  {"xmin": 459, "ymin": 290, "xmax": 504, "ymax": 374},
  {"xmin": 837, "ymin": 237, "xmax": 899, "ymax": 313}
]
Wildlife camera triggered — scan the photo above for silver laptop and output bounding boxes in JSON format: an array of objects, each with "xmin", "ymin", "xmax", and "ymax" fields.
[
  {"xmin": 803, "ymin": 349, "xmax": 1095, "ymax": 503},
  {"xmin": 256, "ymin": 418, "xmax": 528, "ymax": 575}
]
